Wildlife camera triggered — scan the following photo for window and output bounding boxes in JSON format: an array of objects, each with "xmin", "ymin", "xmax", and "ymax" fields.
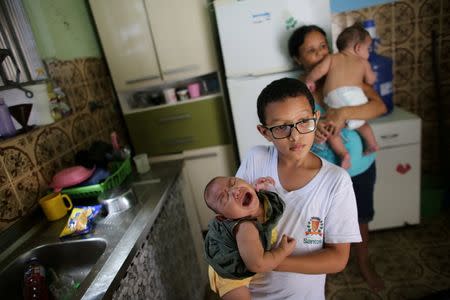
[{"xmin": 0, "ymin": 0, "xmax": 46, "ymax": 87}]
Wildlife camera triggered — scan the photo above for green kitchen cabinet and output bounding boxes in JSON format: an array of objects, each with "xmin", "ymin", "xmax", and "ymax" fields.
[{"xmin": 124, "ymin": 96, "xmax": 230, "ymax": 156}]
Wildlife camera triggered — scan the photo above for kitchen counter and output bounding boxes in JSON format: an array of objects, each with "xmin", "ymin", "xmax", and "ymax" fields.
[{"xmin": 0, "ymin": 159, "xmax": 205, "ymax": 299}]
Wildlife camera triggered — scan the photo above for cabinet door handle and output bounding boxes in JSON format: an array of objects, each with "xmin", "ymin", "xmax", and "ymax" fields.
[
  {"xmin": 163, "ymin": 64, "xmax": 198, "ymax": 76},
  {"xmin": 164, "ymin": 137, "xmax": 195, "ymax": 146},
  {"xmin": 380, "ymin": 133, "xmax": 399, "ymax": 139},
  {"xmin": 159, "ymin": 114, "xmax": 191, "ymax": 123},
  {"xmin": 126, "ymin": 75, "xmax": 160, "ymax": 85},
  {"xmin": 184, "ymin": 152, "xmax": 218, "ymax": 160}
]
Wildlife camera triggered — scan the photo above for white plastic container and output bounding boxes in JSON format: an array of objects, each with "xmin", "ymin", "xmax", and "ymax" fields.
[
  {"xmin": 28, "ymin": 83, "xmax": 54, "ymax": 126},
  {"xmin": 133, "ymin": 153, "xmax": 150, "ymax": 174},
  {"xmin": 163, "ymin": 88, "xmax": 177, "ymax": 104}
]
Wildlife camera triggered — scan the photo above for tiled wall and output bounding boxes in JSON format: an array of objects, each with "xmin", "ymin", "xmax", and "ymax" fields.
[
  {"xmin": 331, "ymin": 0, "xmax": 450, "ymax": 175},
  {"xmin": 0, "ymin": 58, "xmax": 128, "ymax": 233}
]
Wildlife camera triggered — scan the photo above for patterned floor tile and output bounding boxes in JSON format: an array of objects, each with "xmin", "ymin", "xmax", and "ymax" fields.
[
  {"xmin": 328, "ymin": 287, "xmax": 383, "ymax": 300},
  {"xmin": 419, "ymin": 244, "xmax": 450, "ymax": 276},
  {"xmin": 386, "ymin": 283, "xmax": 436, "ymax": 300},
  {"xmin": 326, "ymin": 212, "xmax": 450, "ymax": 299}
]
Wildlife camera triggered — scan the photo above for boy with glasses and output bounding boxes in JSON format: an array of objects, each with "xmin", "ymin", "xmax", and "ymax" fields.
[{"xmin": 235, "ymin": 78, "xmax": 361, "ymax": 299}]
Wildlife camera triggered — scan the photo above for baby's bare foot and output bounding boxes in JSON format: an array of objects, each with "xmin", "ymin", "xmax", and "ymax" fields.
[
  {"xmin": 340, "ymin": 152, "xmax": 351, "ymax": 169},
  {"xmin": 364, "ymin": 143, "xmax": 379, "ymax": 155}
]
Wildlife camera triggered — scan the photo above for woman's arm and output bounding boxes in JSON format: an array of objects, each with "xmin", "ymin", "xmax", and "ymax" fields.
[
  {"xmin": 323, "ymin": 83, "xmax": 387, "ymax": 131},
  {"xmin": 275, "ymin": 242, "xmax": 350, "ymax": 274}
]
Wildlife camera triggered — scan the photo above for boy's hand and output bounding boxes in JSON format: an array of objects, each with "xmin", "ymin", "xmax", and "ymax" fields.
[
  {"xmin": 254, "ymin": 176, "xmax": 275, "ymax": 192},
  {"xmin": 278, "ymin": 234, "xmax": 296, "ymax": 255}
]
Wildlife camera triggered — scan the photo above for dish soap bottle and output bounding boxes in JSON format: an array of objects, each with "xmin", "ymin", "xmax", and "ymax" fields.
[
  {"xmin": 23, "ymin": 258, "xmax": 49, "ymax": 300},
  {"xmin": 0, "ymin": 97, "xmax": 17, "ymax": 138}
]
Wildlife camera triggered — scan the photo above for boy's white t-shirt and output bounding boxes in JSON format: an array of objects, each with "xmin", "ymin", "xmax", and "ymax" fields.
[{"xmin": 236, "ymin": 145, "xmax": 362, "ymax": 300}]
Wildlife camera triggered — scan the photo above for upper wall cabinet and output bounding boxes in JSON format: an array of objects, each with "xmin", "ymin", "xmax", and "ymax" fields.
[{"xmin": 89, "ymin": 0, "xmax": 218, "ymax": 91}]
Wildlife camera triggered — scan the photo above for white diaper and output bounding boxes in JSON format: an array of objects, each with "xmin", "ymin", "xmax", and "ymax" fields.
[{"xmin": 324, "ymin": 86, "xmax": 368, "ymax": 129}]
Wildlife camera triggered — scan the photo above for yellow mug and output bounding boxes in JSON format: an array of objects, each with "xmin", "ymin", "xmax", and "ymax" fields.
[{"xmin": 39, "ymin": 193, "xmax": 73, "ymax": 221}]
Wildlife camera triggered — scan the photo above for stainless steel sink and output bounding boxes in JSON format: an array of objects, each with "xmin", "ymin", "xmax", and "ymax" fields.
[
  {"xmin": 0, "ymin": 163, "xmax": 176, "ymax": 299},
  {"xmin": 0, "ymin": 238, "xmax": 107, "ymax": 299}
]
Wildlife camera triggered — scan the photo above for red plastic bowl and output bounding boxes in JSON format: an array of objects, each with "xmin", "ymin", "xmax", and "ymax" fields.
[{"xmin": 50, "ymin": 165, "xmax": 96, "ymax": 192}]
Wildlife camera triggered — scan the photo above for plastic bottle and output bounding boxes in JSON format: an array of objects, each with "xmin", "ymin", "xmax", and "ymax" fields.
[
  {"xmin": 0, "ymin": 97, "xmax": 17, "ymax": 138},
  {"xmin": 23, "ymin": 258, "xmax": 49, "ymax": 300},
  {"xmin": 363, "ymin": 19, "xmax": 394, "ymax": 114}
]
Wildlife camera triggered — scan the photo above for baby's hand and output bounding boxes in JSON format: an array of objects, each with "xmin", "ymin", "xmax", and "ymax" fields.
[
  {"xmin": 322, "ymin": 108, "xmax": 345, "ymax": 133},
  {"xmin": 305, "ymin": 80, "xmax": 316, "ymax": 93},
  {"xmin": 254, "ymin": 176, "xmax": 275, "ymax": 192},
  {"xmin": 315, "ymin": 120, "xmax": 333, "ymax": 144},
  {"xmin": 278, "ymin": 234, "xmax": 296, "ymax": 256}
]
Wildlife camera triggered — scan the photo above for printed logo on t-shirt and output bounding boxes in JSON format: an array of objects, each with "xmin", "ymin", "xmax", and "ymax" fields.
[{"xmin": 304, "ymin": 217, "xmax": 324, "ymax": 245}]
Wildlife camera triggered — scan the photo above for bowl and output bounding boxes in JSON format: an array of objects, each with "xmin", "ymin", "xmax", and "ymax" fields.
[
  {"xmin": 97, "ymin": 185, "xmax": 137, "ymax": 216},
  {"xmin": 50, "ymin": 166, "xmax": 96, "ymax": 192}
]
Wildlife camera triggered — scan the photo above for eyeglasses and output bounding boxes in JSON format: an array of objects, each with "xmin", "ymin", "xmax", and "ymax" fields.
[{"xmin": 264, "ymin": 118, "xmax": 317, "ymax": 139}]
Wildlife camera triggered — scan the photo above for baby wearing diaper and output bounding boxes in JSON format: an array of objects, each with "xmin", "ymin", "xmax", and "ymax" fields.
[{"xmin": 305, "ymin": 24, "xmax": 379, "ymax": 169}]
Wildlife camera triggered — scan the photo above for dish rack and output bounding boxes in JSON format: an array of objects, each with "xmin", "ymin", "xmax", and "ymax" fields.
[{"xmin": 61, "ymin": 158, "xmax": 132, "ymax": 199}]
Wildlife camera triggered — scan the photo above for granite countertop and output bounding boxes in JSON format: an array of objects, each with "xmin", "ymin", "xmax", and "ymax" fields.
[{"xmin": 0, "ymin": 159, "xmax": 184, "ymax": 300}]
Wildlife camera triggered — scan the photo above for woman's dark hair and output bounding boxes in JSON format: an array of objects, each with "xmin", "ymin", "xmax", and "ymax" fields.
[
  {"xmin": 257, "ymin": 78, "xmax": 315, "ymax": 125},
  {"xmin": 288, "ymin": 25, "xmax": 327, "ymax": 59}
]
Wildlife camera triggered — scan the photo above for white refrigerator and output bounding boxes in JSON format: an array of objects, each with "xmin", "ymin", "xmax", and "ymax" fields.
[{"xmin": 214, "ymin": 0, "xmax": 332, "ymax": 160}]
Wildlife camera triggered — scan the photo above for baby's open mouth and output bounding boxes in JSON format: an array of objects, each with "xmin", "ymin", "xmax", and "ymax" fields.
[{"xmin": 242, "ymin": 192, "xmax": 252, "ymax": 207}]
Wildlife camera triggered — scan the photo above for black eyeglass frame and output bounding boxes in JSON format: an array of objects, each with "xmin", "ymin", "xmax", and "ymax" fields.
[{"xmin": 264, "ymin": 117, "xmax": 317, "ymax": 139}]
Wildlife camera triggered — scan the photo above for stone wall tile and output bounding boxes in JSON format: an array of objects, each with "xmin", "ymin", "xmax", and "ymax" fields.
[
  {"xmin": 418, "ymin": 17, "xmax": 441, "ymax": 38},
  {"xmin": 377, "ymin": 25, "xmax": 394, "ymax": 47},
  {"xmin": 395, "ymin": 65, "xmax": 417, "ymax": 87},
  {"xmin": 418, "ymin": 0, "xmax": 441, "ymax": 19},
  {"xmin": 0, "ymin": 185, "xmax": 22, "ymax": 223},
  {"xmin": 394, "ymin": 89, "xmax": 420, "ymax": 113},
  {"xmin": 34, "ymin": 126, "xmax": 72, "ymax": 165},
  {"xmin": 0, "ymin": 162, "xmax": 8, "ymax": 189},
  {"xmin": 14, "ymin": 171, "xmax": 40, "ymax": 212},
  {"xmin": 0, "ymin": 146, "xmax": 35, "ymax": 180},
  {"xmin": 395, "ymin": 1, "xmax": 417, "ymax": 24},
  {"xmin": 72, "ymin": 112, "xmax": 100, "ymax": 144},
  {"xmin": 417, "ymin": 85, "xmax": 439, "ymax": 121},
  {"xmin": 395, "ymin": 22, "xmax": 417, "ymax": 45},
  {"xmin": 374, "ymin": 3, "xmax": 394, "ymax": 26},
  {"xmin": 0, "ymin": 57, "xmax": 128, "ymax": 233},
  {"xmin": 395, "ymin": 47, "xmax": 416, "ymax": 66}
]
